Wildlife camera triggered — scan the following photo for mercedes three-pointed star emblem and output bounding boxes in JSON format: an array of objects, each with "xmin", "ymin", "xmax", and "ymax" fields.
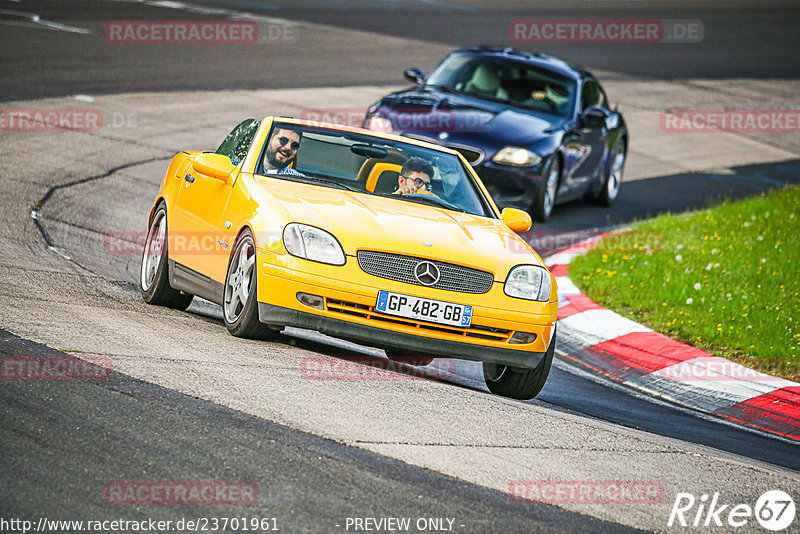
[{"xmin": 414, "ymin": 261, "xmax": 440, "ymax": 286}]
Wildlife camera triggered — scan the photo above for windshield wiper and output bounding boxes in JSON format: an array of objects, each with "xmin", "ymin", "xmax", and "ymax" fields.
[{"xmin": 382, "ymin": 193, "xmax": 465, "ymax": 213}]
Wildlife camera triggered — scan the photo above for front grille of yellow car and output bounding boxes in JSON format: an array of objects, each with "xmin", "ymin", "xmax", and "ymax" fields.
[
  {"xmin": 356, "ymin": 251, "xmax": 494, "ymax": 294},
  {"xmin": 325, "ymin": 298, "xmax": 511, "ymax": 342}
]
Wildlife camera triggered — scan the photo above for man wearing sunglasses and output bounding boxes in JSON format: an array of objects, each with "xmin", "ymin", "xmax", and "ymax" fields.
[
  {"xmin": 263, "ymin": 126, "xmax": 305, "ymax": 176},
  {"xmin": 394, "ymin": 157, "xmax": 435, "ymax": 195}
]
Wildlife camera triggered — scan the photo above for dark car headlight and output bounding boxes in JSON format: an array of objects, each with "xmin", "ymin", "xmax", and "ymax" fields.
[{"xmin": 492, "ymin": 147, "xmax": 542, "ymax": 167}]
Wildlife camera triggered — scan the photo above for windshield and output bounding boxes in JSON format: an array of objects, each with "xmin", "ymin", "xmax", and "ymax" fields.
[
  {"xmin": 256, "ymin": 122, "xmax": 494, "ymax": 217},
  {"xmin": 426, "ymin": 53, "xmax": 577, "ymax": 117}
]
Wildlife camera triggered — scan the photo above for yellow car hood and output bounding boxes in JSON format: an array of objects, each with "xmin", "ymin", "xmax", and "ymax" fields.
[{"xmin": 256, "ymin": 177, "xmax": 543, "ymax": 277}]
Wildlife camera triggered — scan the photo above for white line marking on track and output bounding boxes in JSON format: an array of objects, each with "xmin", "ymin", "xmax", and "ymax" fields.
[{"xmin": 0, "ymin": 9, "xmax": 92, "ymax": 34}]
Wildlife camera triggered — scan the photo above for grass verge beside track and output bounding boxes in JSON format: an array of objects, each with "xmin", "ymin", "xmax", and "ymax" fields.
[{"xmin": 570, "ymin": 186, "xmax": 799, "ymax": 381}]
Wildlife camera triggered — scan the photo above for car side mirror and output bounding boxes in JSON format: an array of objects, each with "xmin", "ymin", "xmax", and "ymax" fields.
[
  {"xmin": 193, "ymin": 153, "xmax": 236, "ymax": 182},
  {"xmin": 580, "ymin": 106, "xmax": 609, "ymax": 127},
  {"xmin": 403, "ymin": 68, "xmax": 425, "ymax": 85},
  {"xmin": 501, "ymin": 208, "xmax": 532, "ymax": 233}
]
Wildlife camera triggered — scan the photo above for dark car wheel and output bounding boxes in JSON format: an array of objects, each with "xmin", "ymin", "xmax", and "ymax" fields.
[
  {"xmin": 531, "ymin": 157, "xmax": 560, "ymax": 222},
  {"xmin": 483, "ymin": 326, "xmax": 556, "ymax": 400},
  {"xmin": 223, "ymin": 229, "xmax": 278, "ymax": 340},
  {"xmin": 140, "ymin": 202, "xmax": 193, "ymax": 310},
  {"xmin": 593, "ymin": 139, "xmax": 626, "ymax": 207},
  {"xmin": 385, "ymin": 348, "xmax": 435, "ymax": 367}
]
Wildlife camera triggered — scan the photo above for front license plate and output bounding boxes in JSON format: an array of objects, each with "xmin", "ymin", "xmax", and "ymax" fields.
[{"xmin": 375, "ymin": 290, "xmax": 473, "ymax": 328}]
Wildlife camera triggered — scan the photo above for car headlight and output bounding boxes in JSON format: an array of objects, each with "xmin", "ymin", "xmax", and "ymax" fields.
[
  {"xmin": 282, "ymin": 223, "xmax": 346, "ymax": 266},
  {"xmin": 492, "ymin": 147, "xmax": 542, "ymax": 167},
  {"xmin": 365, "ymin": 114, "xmax": 394, "ymax": 133},
  {"xmin": 504, "ymin": 265, "xmax": 551, "ymax": 301}
]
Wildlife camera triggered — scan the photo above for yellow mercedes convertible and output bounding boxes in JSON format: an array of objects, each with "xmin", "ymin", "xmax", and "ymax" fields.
[{"xmin": 140, "ymin": 118, "xmax": 557, "ymax": 399}]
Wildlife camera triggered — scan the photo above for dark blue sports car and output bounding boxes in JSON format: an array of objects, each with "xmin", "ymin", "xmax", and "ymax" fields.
[{"xmin": 363, "ymin": 46, "xmax": 628, "ymax": 221}]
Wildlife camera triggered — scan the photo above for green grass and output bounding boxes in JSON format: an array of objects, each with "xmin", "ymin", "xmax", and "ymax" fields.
[{"xmin": 569, "ymin": 186, "xmax": 800, "ymax": 381}]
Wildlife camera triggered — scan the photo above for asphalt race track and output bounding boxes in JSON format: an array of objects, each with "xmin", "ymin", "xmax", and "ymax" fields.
[{"xmin": 1, "ymin": 1, "xmax": 799, "ymax": 533}]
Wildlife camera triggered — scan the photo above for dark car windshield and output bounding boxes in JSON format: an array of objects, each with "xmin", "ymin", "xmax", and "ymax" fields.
[
  {"xmin": 256, "ymin": 122, "xmax": 494, "ymax": 217},
  {"xmin": 426, "ymin": 54, "xmax": 577, "ymax": 117}
]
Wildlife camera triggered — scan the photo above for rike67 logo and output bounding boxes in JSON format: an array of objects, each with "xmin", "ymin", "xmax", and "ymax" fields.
[{"xmin": 668, "ymin": 490, "xmax": 795, "ymax": 531}]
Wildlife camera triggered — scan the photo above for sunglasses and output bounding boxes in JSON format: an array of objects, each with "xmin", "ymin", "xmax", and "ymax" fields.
[
  {"xmin": 277, "ymin": 136, "xmax": 300, "ymax": 151},
  {"xmin": 403, "ymin": 176, "xmax": 432, "ymax": 191}
]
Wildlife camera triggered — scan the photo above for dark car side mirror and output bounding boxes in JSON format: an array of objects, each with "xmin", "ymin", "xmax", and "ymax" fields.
[
  {"xmin": 403, "ymin": 68, "xmax": 425, "ymax": 85},
  {"xmin": 580, "ymin": 106, "xmax": 609, "ymax": 127}
]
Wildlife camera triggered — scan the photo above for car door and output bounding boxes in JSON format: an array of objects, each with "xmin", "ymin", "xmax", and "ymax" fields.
[
  {"xmin": 169, "ymin": 119, "xmax": 259, "ymax": 283},
  {"xmin": 169, "ymin": 159, "xmax": 233, "ymax": 283},
  {"xmin": 562, "ymin": 79, "xmax": 609, "ymax": 194}
]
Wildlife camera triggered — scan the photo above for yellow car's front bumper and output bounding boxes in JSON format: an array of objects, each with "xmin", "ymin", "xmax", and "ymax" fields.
[{"xmin": 256, "ymin": 250, "xmax": 557, "ymax": 369}]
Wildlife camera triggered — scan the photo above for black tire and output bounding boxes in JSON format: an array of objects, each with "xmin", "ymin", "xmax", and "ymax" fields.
[
  {"xmin": 483, "ymin": 326, "xmax": 556, "ymax": 400},
  {"xmin": 591, "ymin": 139, "xmax": 626, "ymax": 207},
  {"xmin": 531, "ymin": 156, "xmax": 560, "ymax": 222},
  {"xmin": 385, "ymin": 348, "xmax": 435, "ymax": 367},
  {"xmin": 140, "ymin": 203, "xmax": 193, "ymax": 310},
  {"xmin": 223, "ymin": 229, "xmax": 277, "ymax": 340}
]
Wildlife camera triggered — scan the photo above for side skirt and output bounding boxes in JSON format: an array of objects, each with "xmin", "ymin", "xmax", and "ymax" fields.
[{"xmin": 168, "ymin": 260, "xmax": 224, "ymax": 306}]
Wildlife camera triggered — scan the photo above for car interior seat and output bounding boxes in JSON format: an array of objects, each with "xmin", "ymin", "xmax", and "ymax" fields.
[
  {"xmin": 357, "ymin": 151, "xmax": 408, "ymax": 192},
  {"xmin": 372, "ymin": 166, "xmax": 403, "ymax": 194},
  {"xmin": 462, "ymin": 63, "xmax": 509, "ymax": 101}
]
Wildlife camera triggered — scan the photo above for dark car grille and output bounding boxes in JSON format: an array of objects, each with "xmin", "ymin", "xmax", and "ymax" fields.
[{"xmin": 357, "ymin": 251, "xmax": 494, "ymax": 294}]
